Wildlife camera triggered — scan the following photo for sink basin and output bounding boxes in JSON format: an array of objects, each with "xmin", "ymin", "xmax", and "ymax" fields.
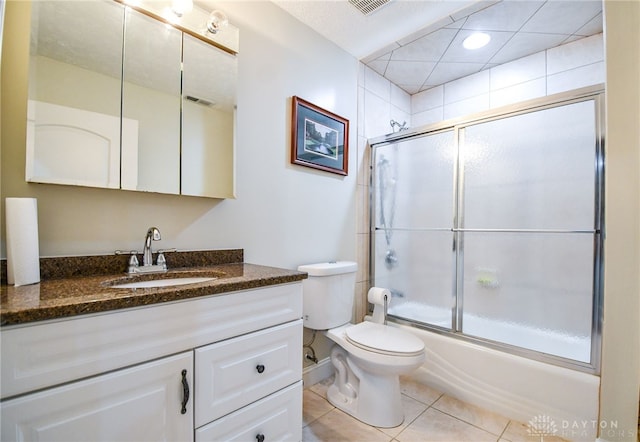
[
  {"xmin": 105, "ymin": 270, "xmax": 224, "ymax": 289},
  {"xmin": 110, "ymin": 277, "xmax": 217, "ymax": 289}
]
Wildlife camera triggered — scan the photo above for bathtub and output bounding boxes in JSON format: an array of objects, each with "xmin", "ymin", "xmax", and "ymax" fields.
[
  {"xmin": 389, "ymin": 320, "xmax": 601, "ymax": 441},
  {"xmin": 389, "ymin": 302, "xmax": 592, "ymax": 363}
]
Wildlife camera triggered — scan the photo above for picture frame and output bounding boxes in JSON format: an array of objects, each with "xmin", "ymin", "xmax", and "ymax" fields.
[{"xmin": 291, "ymin": 96, "xmax": 349, "ymax": 176}]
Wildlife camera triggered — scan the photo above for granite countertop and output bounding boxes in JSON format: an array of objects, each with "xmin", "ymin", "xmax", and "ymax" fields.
[{"xmin": 0, "ymin": 251, "xmax": 307, "ymax": 326}]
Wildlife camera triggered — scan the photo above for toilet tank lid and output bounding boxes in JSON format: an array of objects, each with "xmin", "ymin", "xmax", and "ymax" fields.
[{"xmin": 298, "ymin": 261, "xmax": 358, "ymax": 276}]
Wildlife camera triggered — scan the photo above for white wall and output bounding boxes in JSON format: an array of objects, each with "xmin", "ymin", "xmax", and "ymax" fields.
[
  {"xmin": 599, "ymin": 1, "xmax": 640, "ymax": 440},
  {"xmin": 1, "ymin": 1, "xmax": 359, "ymax": 271}
]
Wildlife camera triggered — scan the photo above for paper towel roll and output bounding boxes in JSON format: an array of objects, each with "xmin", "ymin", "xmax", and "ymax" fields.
[
  {"xmin": 6, "ymin": 198, "xmax": 40, "ymax": 286},
  {"xmin": 367, "ymin": 287, "xmax": 391, "ymax": 306}
]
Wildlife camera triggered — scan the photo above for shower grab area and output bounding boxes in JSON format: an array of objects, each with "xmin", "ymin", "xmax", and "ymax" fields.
[{"xmin": 369, "ymin": 86, "xmax": 604, "ymax": 373}]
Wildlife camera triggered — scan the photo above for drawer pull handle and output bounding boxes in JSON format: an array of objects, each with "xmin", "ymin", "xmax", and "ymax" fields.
[
  {"xmin": 256, "ymin": 364, "xmax": 265, "ymax": 374},
  {"xmin": 181, "ymin": 369, "xmax": 189, "ymax": 414},
  {"xmin": 256, "ymin": 434, "xmax": 265, "ymax": 442}
]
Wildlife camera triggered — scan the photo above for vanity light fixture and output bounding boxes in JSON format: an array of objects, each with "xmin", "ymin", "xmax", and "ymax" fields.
[
  {"xmin": 171, "ymin": 0, "xmax": 193, "ymax": 17},
  {"xmin": 206, "ymin": 10, "xmax": 228, "ymax": 34},
  {"xmin": 463, "ymin": 32, "xmax": 491, "ymax": 50}
]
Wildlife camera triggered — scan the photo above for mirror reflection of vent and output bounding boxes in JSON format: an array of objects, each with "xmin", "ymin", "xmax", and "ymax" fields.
[
  {"xmin": 348, "ymin": 0, "xmax": 391, "ymax": 15},
  {"xmin": 185, "ymin": 95, "xmax": 215, "ymax": 107}
]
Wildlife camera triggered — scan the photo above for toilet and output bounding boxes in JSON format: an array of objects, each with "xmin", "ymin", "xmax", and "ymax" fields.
[{"xmin": 298, "ymin": 261, "xmax": 425, "ymax": 428}]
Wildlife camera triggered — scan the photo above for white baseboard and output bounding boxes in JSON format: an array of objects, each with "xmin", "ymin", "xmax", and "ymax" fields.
[{"xmin": 302, "ymin": 357, "xmax": 333, "ymax": 388}]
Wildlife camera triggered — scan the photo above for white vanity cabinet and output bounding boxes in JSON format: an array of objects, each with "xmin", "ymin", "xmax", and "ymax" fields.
[
  {"xmin": 1, "ymin": 352, "xmax": 194, "ymax": 441},
  {"xmin": 0, "ymin": 283, "xmax": 303, "ymax": 442}
]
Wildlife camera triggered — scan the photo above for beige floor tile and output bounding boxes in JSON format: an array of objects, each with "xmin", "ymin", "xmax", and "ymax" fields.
[
  {"xmin": 433, "ymin": 395, "xmax": 510, "ymax": 436},
  {"xmin": 377, "ymin": 394, "xmax": 430, "ymax": 438},
  {"xmin": 303, "ymin": 389, "xmax": 335, "ymax": 427},
  {"xmin": 396, "ymin": 407, "xmax": 498, "ymax": 442},
  {"xmin": 302, "ymin": 408, "xmax": 392, "ymax": 442},
  {"xmin": 400, "ymin": 375, "xmax": 443, "ymax": 406},
  {"xmin": 309, "ymin": 374, "xmax": 334, "ymax": 398},
  {"xmin": 500, "ymin": 420, "xmax": 570, "ymax": 442}
]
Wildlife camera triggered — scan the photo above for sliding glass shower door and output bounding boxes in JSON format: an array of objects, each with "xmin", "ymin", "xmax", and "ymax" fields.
[
  {"xmin": 373, "ymin": 130, "xmax": 456, "ymax": 329},
  {"xmin": 371, "ymin": 91, "xmax": 603, "ymax": 370},
  {"xmin": 460, "ymin": 101, "xmax": 598, "ymax": 363}
]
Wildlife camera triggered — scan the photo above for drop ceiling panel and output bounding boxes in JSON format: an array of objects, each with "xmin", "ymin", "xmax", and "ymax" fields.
[
  {"xmin": 462, "ymin": 1, "xmax": 544, "ymax": 31},
  {"xmin": 489, "ymin": 32, "xmax": 568, "ymax": 65},
  {"xmin": 520, "ymin": 1, "xmax": 602, "ymax": 34},
  {"xmin": 273, "ymin": 0, "xmax": 603, "ymax": 94},
  {"xmin": 390, "ymin": 28, "xmax": 459, "ymax": 62},
  {"xmin": 441, "ymin": 29, "xmax": 514, "ymax": 63},
  {"xmin": 384, "ymin": 60, "xmax": 437, "ymax": 88},
  {"xmin": 425, "ymin": 61, "xmax": 487, "ymax": 88}
]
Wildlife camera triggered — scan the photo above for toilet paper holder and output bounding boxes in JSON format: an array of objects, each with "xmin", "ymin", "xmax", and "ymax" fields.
[{"xmin": 368, "ymin": 287, "xmax": 390, "ymax": 325}]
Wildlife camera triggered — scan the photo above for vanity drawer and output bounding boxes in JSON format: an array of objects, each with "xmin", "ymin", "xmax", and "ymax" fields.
[
  {"xmin": 195, "ymin": 381, "xmax": 302, "ymax": 442},
  {"xmin": 195, "ymin": 319, "xmax": 302, "ymax": 427}
]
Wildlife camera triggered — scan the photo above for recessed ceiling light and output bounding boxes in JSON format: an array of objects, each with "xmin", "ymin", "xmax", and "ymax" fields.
[{"xmin": 463, "ymin": 32, "xmax": 491, "ymax": 50}]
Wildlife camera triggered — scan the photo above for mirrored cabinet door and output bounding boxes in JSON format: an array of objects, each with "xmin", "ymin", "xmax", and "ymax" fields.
[
  {"xmin": 25, "ymin": 0, "xmax": 238, "ymax": 199},
  {"xmin": 121, "ymin": 8, "xmax": 182, "ymax": 195},
  {"xmin": 181, "ymin": 34, "xmax": 236, "ymax": 199},
  {"xmin": 26, "ymin": 1, "xmax": 125, "ymax": 188}
]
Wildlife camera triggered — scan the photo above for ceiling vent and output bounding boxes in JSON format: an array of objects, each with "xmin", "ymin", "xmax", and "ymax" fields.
[
  {"xmin": 348, "ymin": 0, "xmax": 392, "ymax": 16},
  {"xmin": 185, "ymin": 95, "xmax": 215, "ymax": 107}
]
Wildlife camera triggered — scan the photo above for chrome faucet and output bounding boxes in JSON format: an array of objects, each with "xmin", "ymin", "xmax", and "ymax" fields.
[
  {"xmin": 116, "ymin": 227, "xmax": 172, "ymax": 274},
  {"xmin": 143, "ymin": 227, "xmax": 161, "ymax": 267}
]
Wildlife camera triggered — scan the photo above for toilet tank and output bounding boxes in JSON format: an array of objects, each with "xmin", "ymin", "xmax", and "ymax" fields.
[{"xmin": 297, "ymin": 261, "xmax": 358, "ymax": 330}]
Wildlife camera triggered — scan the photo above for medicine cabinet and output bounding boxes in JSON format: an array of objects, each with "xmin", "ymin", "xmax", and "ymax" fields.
[{"xmin": 26, "ymin": 0, "xmax": 237, "ymax": 199}]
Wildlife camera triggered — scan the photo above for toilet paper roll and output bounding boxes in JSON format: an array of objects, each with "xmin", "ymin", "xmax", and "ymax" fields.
[
  {"xmin": 367, "ymin": 287, "xmax": 391, "ymax": 306},
  {"xmin": 6, "ymin": 198, "xmax": 41, "ymax": 286}
]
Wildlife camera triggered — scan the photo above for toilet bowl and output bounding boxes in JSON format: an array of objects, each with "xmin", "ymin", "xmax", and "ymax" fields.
[
  {"xmin": 298, "ymin": 261, "xmax": 426, "ymax": 428},
  {"xmin": 324, "ymin": 322, "xmax": 425, "ymax": 427}
]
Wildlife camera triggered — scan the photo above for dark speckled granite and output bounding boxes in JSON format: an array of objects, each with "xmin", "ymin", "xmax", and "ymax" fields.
[
  {"xmin": 0, "ymin": 249, "xmax": 244, "ymax": 283},
  {"xmin": 0, "ymin": 250, "xmax": 307, "ymax": 326}
]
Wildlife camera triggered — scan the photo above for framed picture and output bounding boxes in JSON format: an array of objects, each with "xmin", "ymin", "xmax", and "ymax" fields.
[{"xmin": 291, "ymin": 96, "xmax": 349, "ymax": 176}]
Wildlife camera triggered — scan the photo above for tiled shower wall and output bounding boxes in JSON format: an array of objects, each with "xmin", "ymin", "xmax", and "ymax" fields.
[
  {"xmin": 412, "ymin": 33, "xmax": 604, "ymax": 126},
  {"xmin": 355, "ymin": 63, "xmax": 411, "ymax": 322},
  {"xmin": 355, "ymin": 33, "xmax": 604, "ymax": 322}
]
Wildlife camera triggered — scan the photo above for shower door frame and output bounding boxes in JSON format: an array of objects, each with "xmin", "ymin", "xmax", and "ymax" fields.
[{"xmin": 368, "ymin": 85, "xmax": 605, "ymax": 374}]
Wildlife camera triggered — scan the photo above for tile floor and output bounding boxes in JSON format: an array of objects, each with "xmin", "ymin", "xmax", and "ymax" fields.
[{"xmin": 303, "ymin": 375, "xmax": 568, "ymax": 442}]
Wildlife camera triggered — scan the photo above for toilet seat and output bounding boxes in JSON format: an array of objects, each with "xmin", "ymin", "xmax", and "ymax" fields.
[{"xmin": 345, "ymin": 321, "xmax": 425, "ymax": 357}]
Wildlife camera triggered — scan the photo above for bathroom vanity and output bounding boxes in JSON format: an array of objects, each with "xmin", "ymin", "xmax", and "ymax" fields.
[{"xmin": 0, "ymin": 254, "xmax": 305, "ymax": 441}]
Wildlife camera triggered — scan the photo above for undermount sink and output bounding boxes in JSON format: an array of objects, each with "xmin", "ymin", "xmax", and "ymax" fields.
[
  {"xmin": 110, "ymin": 277, "xmax": 217, "ymax": 289},
  {"xmin": 106, "ymin": 270, "xmax": 224, "ymax": 289}
]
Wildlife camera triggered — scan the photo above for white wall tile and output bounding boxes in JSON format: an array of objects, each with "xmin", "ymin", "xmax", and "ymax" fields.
[
  {"xmin": 357, "ymin": 85, "xmax": 365, "ymax": 137},
  {"xmin": 364, "ymin": 65, "xmax": 391, "ymax": 101},
  {"xmin": 412, "ymin": 106, "xmax": 444, "ymax": 127},
  {"xmin": 356, "ymin": 183, "xmax": 368, "ymax": 234},
  {"xmin": 409, "ymin": 32, "xmax": 603, "ymax": 125},
  {"xmin": 444, "ymin": 70, "xmax": 490, "ymax": 104},
  {"xmin": 356, "ymin": 135, "xmax": 368, "ymax": 186},
  {"xmin": 490, "ymin": 78, "xmax": 546, "ymax": 108},
  {"xmin": 547, "ymin": 33, "xmax": 603, "ymax": 75},
  {"xmin": 358, "ymin": 62, "xmax": 366, "ymax": 87},
  {"xmin": 364, "ymin": 89, "xmax": 391, "ymax": 138},
  {"xmin": 411, "ymin": 85, "xmax": 444, "ymax": 113},
  {"xmin": 444, "ymin": 93, "xmax": 490, "ymax": 120},
  {"xmin": 490, "ymin": 52, "xmax": 546, "ymax": 90},
  {"xmin": 547, "ymin": 61, "xmax": 605, "ymax": 95},
  {"xmin": 391, "ymin": 83, "xmax": 411, "ymax": 114}
]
